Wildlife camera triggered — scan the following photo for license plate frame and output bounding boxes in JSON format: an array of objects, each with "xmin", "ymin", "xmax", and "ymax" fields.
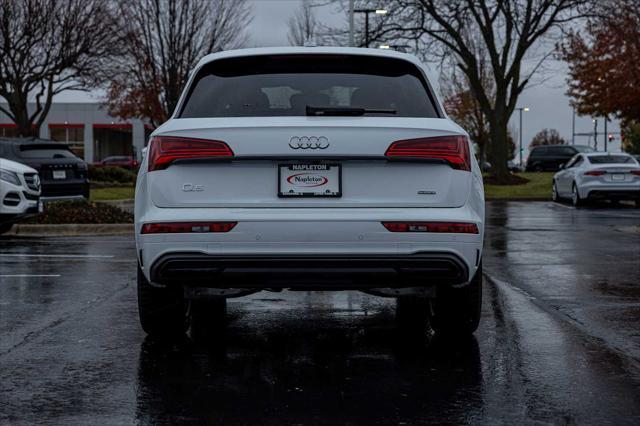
[
  {"xmin": 52, "ymin": 170, "xmax": 66, "ymax": 180},
  {"xmin": 278, "ymin": 163, "xmax": 342, "ymax": 198}
]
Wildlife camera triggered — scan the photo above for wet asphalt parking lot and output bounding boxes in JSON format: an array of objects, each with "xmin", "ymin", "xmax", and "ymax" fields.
[{"xmin": 1, "ymin": 201, "xmax": 640, "ymax": 425}]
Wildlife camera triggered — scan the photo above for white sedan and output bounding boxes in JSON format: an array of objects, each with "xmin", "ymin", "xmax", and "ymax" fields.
[{"xmin": 552, "ymin": 152, "xmax": 640, "ymax": 206}]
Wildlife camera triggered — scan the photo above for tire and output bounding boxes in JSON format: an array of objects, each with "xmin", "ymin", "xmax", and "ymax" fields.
[
  {"xmin": 552, "ymin": 181, "xmax": 559, "ymax": 202},
  {"xmin": 0, "ymin": 222, "xmax": 14, "ymax": 235},
  {"xmin": 571, "ymin": 183, "xmax": 584, "ymax": 207},
  {"xmin": 431, "ymin": 262, "xmax": 483, "ymax": 336},
  {"xmin": 137, "ymin": 263, "xmax": 188, "ymax": 337}
]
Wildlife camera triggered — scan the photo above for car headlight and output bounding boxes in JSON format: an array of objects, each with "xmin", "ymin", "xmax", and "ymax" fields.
[{"xmin": 0, "ymin": 168, "xmax": 21, "ymax": 186}]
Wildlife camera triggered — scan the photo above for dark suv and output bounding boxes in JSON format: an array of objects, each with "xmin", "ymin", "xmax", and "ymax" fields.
[
  {"xmin": 526, "ymin": 145, "xmax": 594, "ymax": 172},
  {"xmin": 0, "ymin": 138, "xmax": 89, "ymax": 200}
]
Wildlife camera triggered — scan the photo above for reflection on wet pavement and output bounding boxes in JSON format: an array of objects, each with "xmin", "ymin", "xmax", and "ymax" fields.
[{"xmin": 1, "ymin": 202, "xmax": 640, "ymax": 424}]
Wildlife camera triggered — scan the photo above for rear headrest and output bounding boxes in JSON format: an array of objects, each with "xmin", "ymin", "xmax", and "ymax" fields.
[{"xmin": 290, "ymin": 93, "xmax": 331, "ymax": 111}]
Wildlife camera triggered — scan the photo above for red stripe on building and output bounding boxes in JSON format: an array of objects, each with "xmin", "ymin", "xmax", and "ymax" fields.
[
  {"xmin": 49, "ymin": 123, "xmax": 84, "ymax": 129},
  {"xmin": 93, "ymin": 123, "xmax": 132, "ymax": 129}
]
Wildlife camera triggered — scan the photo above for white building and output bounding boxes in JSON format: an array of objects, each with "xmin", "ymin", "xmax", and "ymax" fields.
[{"xmin": 0, "ymin": 102, "xmax": 151, "ymax": 163}]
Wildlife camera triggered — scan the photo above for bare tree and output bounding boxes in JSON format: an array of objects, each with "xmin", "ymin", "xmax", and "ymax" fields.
[
  {"xmin": 288, "ymin": 1, "xmax": 319, "ymax": 46},
  {"xmin": 0, "ymin": 0, "xmax": 119, "ymax": 137},
  {"xmin": 325, "ymin": 0, "xmax": 592, "ymax": 181},
  {"xmin": 106, "ymin": 0, "xmax": 252, "ymax": 127},
  {"xmin": 442, "ymin": 60, "xmax": 494, "ymax": 165}
]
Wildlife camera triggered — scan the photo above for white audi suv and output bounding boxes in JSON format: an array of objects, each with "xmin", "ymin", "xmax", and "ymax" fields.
[{"xmin": 135, "ymin": 47, "xmax": 485, "ymax": 338}]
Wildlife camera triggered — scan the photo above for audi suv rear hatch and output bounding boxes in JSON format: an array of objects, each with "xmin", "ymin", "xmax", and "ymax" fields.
[{"xmin": 147, "ymin": 54, "xmax": 472, "ymax": 208}]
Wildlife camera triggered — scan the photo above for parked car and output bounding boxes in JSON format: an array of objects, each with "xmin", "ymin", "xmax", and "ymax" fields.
[
  {"xmin": 526, "ymin": 144, "xmax": 594, "ymax": 172},
  {"xmin": 0, "ymin": 157, "xmax": 42, "ymax": 234},
  {"xmin": 95, "ymin": 155, "xmax": 139, "ymax": 169},
  {"xmin": 135, "ymin": 47, "xmax": 485, "ymax": 340},
  {"xmin": 0, "ymin": 138, "xmax": 89, "ymax": 201},
  {"xmin": 507, "ymin": 161, "xmax": 523, "ymax": 173},
  {"xmin": 552, "ymin": 152, "xmax": 640, "ymax": 206}
]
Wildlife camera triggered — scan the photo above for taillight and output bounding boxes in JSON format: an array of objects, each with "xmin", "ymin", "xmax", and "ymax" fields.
[
  {"xmin": 382, "ymin": 222, "xmax": 479, "ymax": 234},
  {"xmin": 148, "ymin": 136, "xmax": 233, "ymax": 171},
  {"xmin": 385, "ymin": 135, "xmax": 471, "ymax": 171},
  {"xmin": 141, "ymin": 222, "xmax": 237, "ymax": 234},
  {"xmin": 630, "ymin": 170, "xmax": 640, "ymax": 176},
  {"xmin": 584, "ymin": 170, "xmax": 605, "ymax": 176}
]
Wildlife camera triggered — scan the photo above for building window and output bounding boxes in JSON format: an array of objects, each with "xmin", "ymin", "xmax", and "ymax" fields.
[
  {"xmin": 0, "ymin": 124, "xmax": 19, "ymax": 138},
  {"xmin": 93, "ymin": 124, "xmax": 133, "ymax": 163},
  {"xmin": 49, "ymin": 124, "xmax": 85, "ymax": 159}
]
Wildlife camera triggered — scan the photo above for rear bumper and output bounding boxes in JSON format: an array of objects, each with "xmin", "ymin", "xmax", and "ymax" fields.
[
  {"xmin": 150, "ymin": 252, "xmax": 469, "ymax": 289},
  {"xmin": 580, "ymin": 182, "xmax": 640, "ymax": 200},
  {"xmin": 41, "ymin": 180, "xmax": 90, "ymax": 199}
]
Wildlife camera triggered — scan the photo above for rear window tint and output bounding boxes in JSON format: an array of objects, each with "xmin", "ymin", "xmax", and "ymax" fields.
[
  {"xmin": 179, "ymin": 55, "xmax": 439, "ymax": 118},
  {"xmin": 574, "ymin": 145, "xmax": 595, "ymax": 153},
  {"xmin": 530, "ymin": 147, "xmax": 547, "ymax": 157},
  {"xmin": 587, "ymin": 155, "xmax": 636, "ymax": 164},
  {"xmin": 18, "ymin": 144, "xmax": 75, "ymax": 159}
]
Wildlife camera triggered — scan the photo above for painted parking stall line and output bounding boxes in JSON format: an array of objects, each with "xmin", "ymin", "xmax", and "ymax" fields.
[
  {"xmin": 0, "ymin": 254, "xmax": 114, "ymax": 259},
  {"xmin": 0, "ymin": 274, "xmax": 61, "ymax": 278}
]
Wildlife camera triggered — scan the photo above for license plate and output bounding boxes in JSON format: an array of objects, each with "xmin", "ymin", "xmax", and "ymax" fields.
[
  {"xmin": 611, "ymin": 173, "xmax": 625, "ymax": 181},
  {"xmin": 38, "ymin": 201, "xmax": 44, "ymax": 213},
  {"xmin": 52, "ymin": 170, "xmax": 66, "ymax": 180},
  {"xmin": 278, "ymin": 164, "xmax": 341, "ymax": 197}
]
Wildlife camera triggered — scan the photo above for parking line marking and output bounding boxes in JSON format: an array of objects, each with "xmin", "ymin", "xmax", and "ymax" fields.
[
  {"xmin": 0, "ymin": 274, "xmax": 61, "ymax": 278},
  {"xmin": 0, "ymin": 254, "xmax": 114, "ymax": 258}
]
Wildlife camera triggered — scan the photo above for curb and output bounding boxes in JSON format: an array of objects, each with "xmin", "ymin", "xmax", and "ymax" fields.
[
  {"xmin": 6, "ymin": 223, "xmax": 134, "ymax": 237},
  {"xmin": 485, "ymin": 198, "xmax": 550, "ymax": 201}
]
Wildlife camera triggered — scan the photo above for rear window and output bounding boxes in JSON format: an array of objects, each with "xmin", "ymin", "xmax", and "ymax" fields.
[
  {"xmin": 574, "ymin": 145, "xmax": 595, "ymax": 153},
  {"xmin": 530, "ymin": 147, "xmax": 547, "ymax": 157},
  {"xmin": 587, "ymin": 155, "xmax": 636, "ymax": 164},
  {"xmin": 18, "ymin": 144, "xmax": 76, "ymax": 159},
  {"xmin": 179, "ymin": 54, "xmax": 439, "ymax": 118}
]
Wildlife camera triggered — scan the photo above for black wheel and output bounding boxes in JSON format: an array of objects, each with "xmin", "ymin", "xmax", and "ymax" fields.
[
  {"xmin": 571, "ymin": 183, "xmax": 584, "ymax": 207},
  {"xmin": 552, "ymin": 181, "xmax": 559, "ymax": 202},
  {"xmin": 0, "ymin": 222, "xmax": 14, "ymax": 235},
  {"xmin": 137, "ymin": 263, "xmax": 187, "ymax": 337},
  {"xmin": 431, "ymin": 262, "xmax": 483, "ymax": 336}
]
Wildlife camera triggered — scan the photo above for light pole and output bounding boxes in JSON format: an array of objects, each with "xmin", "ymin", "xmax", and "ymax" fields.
[
  {"xmin": 516, "ymin": 107, "xmax": 529, "ymax": 166},
  {"xmin": 353, "ymin": 8, "xmax": 387, "ymax": 47}
]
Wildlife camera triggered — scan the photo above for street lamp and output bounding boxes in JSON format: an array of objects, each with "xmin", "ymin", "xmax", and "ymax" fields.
[
  {"xmin": 516, "ymin": 107, "xmax": 530, "ymax": 166},
  {"xmin": 354, "ymin": 8, "xmax": 388, "ymax": 47}
]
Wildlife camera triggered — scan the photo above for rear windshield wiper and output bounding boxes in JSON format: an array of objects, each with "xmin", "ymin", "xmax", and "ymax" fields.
[{"xmin": 306, "ymin": 105, "xmax": 397, "ymax": 116}]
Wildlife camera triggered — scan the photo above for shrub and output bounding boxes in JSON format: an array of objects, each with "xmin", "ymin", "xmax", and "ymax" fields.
[
  {"xmin": 24, "ymin": 200, "xmax": 133, "ymax": 224},
  {"xmin": 88, "ymin": 165, "xmax": 137, "ymax": 184}
]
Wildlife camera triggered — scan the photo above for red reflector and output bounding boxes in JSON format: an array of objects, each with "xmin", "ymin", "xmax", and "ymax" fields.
[
  {"xmin": 148, "ymin": 136, "xmax": 233, "ymax": 171},
  {"xmin": 141, "ymin": 222, "xmax": 237, "ymax": 234},
  {"xmin": 630, "ymin": 170, "xmax": 640, "ymax": 176},
  {"xmin": 385, "ymin": 135, "xmax": 471, "ymax": 171},
  {"xmin": 382, "ymin": 222, "xmax": 479, "ymax": 234},
  {"xmin": 584, "ymin": 170, "xmax": 605, "ymax": 176}
]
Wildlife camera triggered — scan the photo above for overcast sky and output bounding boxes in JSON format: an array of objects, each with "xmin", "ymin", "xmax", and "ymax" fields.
[{"xmin": 56, "ymin": 0, "xmax": 621, "ymax": 156}]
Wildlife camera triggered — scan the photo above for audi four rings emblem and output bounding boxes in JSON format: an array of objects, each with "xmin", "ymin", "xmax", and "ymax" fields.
[{"xmin": 289, "ymin": 136, "xmax": 330, "ymax": 149}]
